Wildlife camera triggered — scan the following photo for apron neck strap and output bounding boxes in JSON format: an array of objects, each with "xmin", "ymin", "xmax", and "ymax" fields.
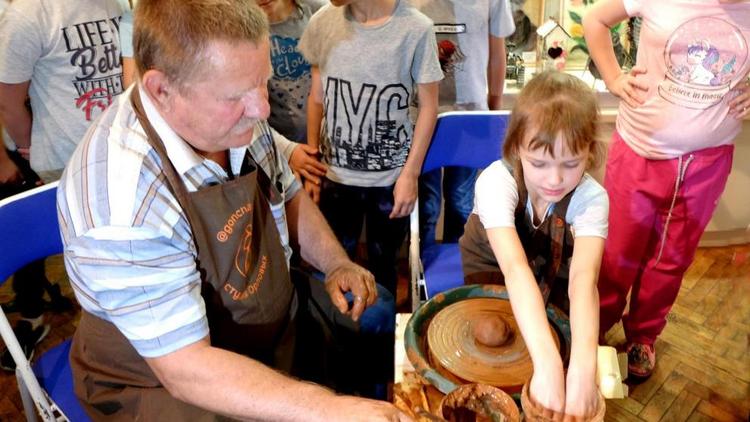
[{"xmin": 130, "ymin": 87, "xmax": 194, "ymax": 207}]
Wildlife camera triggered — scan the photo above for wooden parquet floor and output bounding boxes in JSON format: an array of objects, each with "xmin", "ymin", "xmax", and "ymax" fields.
[
  {"xmin": 1, "ymin": 245, "xmax": 749, "ymax": 421},
  {"xmin": 602, "ymin": 244, "xmax": 750, "ymax": 422}
]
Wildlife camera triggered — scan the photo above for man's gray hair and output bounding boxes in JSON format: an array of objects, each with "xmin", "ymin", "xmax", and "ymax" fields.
[{"xmin": 133, "ymin": 0, "xmax": 269, "ymax": 87}]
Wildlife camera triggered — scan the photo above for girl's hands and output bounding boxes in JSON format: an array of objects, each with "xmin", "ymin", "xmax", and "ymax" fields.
[
  {"xmin": 529, "ymin": 364, "xmax": 566, "ymax": 415},
  {"xmin": 563, "ymin": 364, "xmax": 600, "ymax": 418}
]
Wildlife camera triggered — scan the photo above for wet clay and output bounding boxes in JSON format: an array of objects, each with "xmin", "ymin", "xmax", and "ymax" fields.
[
  {"xmin": 440, "ymin": 383, "xmax": 520, "ymax": 422},
  {"xmin": 427, "ymin": 298, "xmax": 560, "ymax": 391},
  {"xmin": 472, "ymin": 315, "xmax": 511, "ymax": 347},
  {"xmin": 520, "ymin": 382, "xmax": 605, "ymax": 422}
]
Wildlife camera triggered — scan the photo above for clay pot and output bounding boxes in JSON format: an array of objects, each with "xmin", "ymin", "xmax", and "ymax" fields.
[
  {"xmin": 520, "ymin": 382, "xmax": 605, "ymax": 422},
  {"xmin": 440, "ymin": 383, "xmax": 520, "ymax": 422}
]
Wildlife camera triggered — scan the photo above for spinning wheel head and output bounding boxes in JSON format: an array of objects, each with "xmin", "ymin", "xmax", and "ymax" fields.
[{"xmin": 427, "ymin": 298, "xmax": 561, "ymax": 392}]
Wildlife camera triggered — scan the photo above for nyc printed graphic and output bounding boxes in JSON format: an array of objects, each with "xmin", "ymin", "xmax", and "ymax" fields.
[
  {"xmin": 659, "ymin": 17, "xmax": 747, "ymax": 110},
  {"xmin": 61, "ymin": 16, "xmax": 124, "ymax": 121},
  {"xmin": 323, "ymin": 78, "xmax": 411, "ymax": 171}
]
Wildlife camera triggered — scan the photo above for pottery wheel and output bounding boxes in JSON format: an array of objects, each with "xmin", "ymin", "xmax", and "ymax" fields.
[{"xmin": 426, "ymin": 297, "xmax": 560, "ymax": 390}]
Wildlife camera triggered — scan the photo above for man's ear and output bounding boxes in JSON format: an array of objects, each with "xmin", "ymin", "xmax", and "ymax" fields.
[{"xmin": 141, "ymin": 69, "xmax": 175, "ymax": 111}]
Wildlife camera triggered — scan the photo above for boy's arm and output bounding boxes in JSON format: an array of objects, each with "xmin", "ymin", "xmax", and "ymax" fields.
[
  {"xmin": 0, "ymin": 134, "xmax": 22, "ymax": 185},
  {"xmin": 272, "ymin": 128, "xmax": 326, "ymax": 182},
  {"xmin": 487, "ymin": 35, "xmax": 507, "ymax": 110},
  {"xmin": 389, "ymin": 81, "xmax": 439, "ymax": 219},
  {"xmin": 0, "ymin": 81, "xmax": 32, "ymax": 158},
  {"xmin": 564, "ymin": 235, "xmax": 604, "ymax": 417},
  {"xmin": 583, "ymin": 0, "xmax": 648, "ymax": 106},
  {"xmin": 306, "ymin": 66, "xmax": 324, "ymax": 154},
  {"xmin": 304, "ymin": 65, "xmax": 325, "ymax": 203},
  {"xmin": 485, "ymin": 226, "xmax": 566, "ymax": 413}
]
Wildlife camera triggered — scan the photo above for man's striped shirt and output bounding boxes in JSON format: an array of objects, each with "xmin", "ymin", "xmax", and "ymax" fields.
[{"xmin": 57, "ymin": 86, "xmax": 301, "ymax": 357}]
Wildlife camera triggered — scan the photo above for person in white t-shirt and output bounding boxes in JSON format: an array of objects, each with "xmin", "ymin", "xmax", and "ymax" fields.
[{"xmin": 459, "ymin": 71, "xmax": 608, "ymax": 418}]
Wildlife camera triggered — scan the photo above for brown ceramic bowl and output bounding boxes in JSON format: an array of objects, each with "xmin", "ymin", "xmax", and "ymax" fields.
[
  {"xmin": 520, "ymin": 382, "xmax": 605, "ymax": 421},
  {"xmin": 439, "ymin": 383, "xmax": 520, "ymax": 422}
]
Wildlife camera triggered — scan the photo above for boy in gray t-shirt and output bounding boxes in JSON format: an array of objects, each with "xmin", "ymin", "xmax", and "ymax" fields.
[
  {"xmin": 299, "ymin": 0, "xmax": 441, "ymax": 399},
  {"xmin": 300, "ymin": 0, "xmax": 442, "ymax": 297},
  {"xmin": 412, "ymin": 0, "xmax": 516, "ymax": 247}
]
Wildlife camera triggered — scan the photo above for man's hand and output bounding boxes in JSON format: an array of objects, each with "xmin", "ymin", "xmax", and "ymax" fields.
[
  {"xmin": 290, "ymin": 144, "xmax": 327, "ymax": 184},
  {"xmin": 327, "ymin": 396, "xmax": 413, "ymax": 422},
  {"xmin": 389, "ymin": 172, "xmax": 417, "ymax": 219},
  {"xmin": 0, "ymin": 153, "xmax": 22, "ymax": 185},
  {"xmin": 304, "ymin": 178, "xmax": 321, "ymax": 204},
  {"xmin": 606, "ymin": 65, "xmax": 648, "ymax": 108},
  {"xmin": 564, "ymin": 364, "xmax": 599, "ymax": 418},
  {"xmin": 324, "ymin": 261, "xmax": 377, "ymax": 322}
]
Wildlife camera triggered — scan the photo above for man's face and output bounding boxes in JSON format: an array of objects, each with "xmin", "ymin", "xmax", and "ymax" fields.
[{"xmin": 168, "ymin": 39, "xmax": 271, "ymax": 154}]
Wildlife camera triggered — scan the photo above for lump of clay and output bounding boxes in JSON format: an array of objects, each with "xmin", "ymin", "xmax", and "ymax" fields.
[{"xmin": 472, "ymin": 315, "xmax": 510, "ymax": 347}]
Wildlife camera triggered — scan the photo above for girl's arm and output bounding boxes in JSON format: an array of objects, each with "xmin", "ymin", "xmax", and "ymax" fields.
[
  {"xmin": 487, "ymin": 35, "xmax": 506, "ymax": 110},
  {"xmin": 485, "ymin": 226, "xmax": 566, "ymax": 413},
  {"xmin": 389, "ymin": 81, "xmax": 439, "ymax": 219},
  {"xmin": 304, "ymin": 65, "xmax": 325, "ymax": 203},
  {"xmin": 564, "ymin": 235, "xmax": 604, "ymax": 417},
  {"xmin": 582, "ymin": 0, "xmax": 648, "ymax": 107}
]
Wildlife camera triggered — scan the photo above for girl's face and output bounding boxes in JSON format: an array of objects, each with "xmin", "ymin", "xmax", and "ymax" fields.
[{"xmin": 519, "ymin": 133, "xmax": 587, "ymax": 206}]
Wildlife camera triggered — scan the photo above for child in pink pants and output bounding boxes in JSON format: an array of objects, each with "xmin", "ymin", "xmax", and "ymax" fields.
[{"xmin": 584, "ymin": 0, "xmax": 750, "ymax": 377}]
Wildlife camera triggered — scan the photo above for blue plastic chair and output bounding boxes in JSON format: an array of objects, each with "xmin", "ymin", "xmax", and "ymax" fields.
[
  {"xmin": 0, "ymin": 182, "xmax": 89, "ymax": 422},
  {"xmin": 409, "ymin": 111, "xmax": 510, "ymax": 310}
]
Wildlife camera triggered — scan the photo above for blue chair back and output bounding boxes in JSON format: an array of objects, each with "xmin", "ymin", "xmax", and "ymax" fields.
[
  {"xmin": 0, "ymin": 182, "xmax": 90, "ymax": 421},
  {"xmin": 0, "ymin": 183, "xmax": 62, "ymax": 282},
  {"xmin": 410, "ymin": 111, "xmax": 510, "ymax": 308},
  {"xmin": 421, "ymin": 111, "xmax": 510, "ymax": 174}
]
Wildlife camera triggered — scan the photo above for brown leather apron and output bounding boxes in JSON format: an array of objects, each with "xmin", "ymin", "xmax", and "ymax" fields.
[
  {"xmin": 459, "ymin": 166, "xmax": 574, "ymax": 313},
  {"xmin": 70, "ymin": 89, "xmax": 296, "ymax": 421}
]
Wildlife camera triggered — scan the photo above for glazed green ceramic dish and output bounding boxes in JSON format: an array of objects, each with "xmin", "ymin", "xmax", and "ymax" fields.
[{"xmin": 404, "ymin": 284, "xmax": 572, "ymax": 395}]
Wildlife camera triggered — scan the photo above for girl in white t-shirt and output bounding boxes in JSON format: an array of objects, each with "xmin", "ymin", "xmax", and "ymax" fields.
[{"xmin": 459, "ymin": 71, "xmax": 608, "ymax": 418}]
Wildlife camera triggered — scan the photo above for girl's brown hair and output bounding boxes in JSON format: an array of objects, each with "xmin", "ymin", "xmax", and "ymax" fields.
[{"xmin": 503, "ymin": 70, "xmax": 603, "ymax": 170}]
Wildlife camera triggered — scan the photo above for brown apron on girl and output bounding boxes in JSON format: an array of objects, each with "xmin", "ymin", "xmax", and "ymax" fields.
[
  {"xmin": 459, "ymin": 167, "xmax": 575, "ymax": 313},
  {"xmin": 70, "ymin": 89, "xmax": 296, "ymax": 421}
]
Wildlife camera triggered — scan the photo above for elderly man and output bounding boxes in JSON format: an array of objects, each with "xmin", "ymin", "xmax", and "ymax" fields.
[{"xmin": 57, "ymin": 0, "xmax": 409, "ymax": 420}]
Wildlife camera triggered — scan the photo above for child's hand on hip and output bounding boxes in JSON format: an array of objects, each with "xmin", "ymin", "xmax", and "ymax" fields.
[{"xmin": 607, "ymin": 65, "xmax": 648, "ymax": 108}]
